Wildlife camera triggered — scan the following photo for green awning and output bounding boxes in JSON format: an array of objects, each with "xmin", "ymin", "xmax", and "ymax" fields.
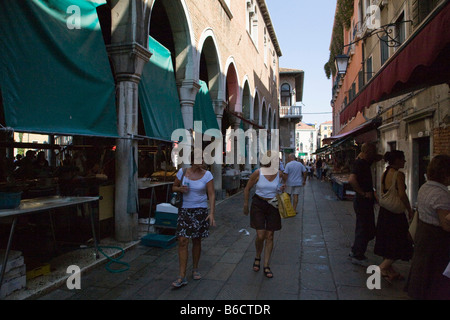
[
  {"xmin": 0, "ymin": 0, "xmax": 118, "ymax": 137},
  {"xmin": 138, "ymin": 36, "xmax": 185, "ymax": 142},
  {"xmin": 193, "ymin": 80, "xmax": 220, "ymax": 133}
]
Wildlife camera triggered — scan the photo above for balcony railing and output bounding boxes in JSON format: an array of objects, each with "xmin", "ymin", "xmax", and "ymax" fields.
[{"xmin": 279, "ymin": 105, "xmax": 302, "ymax": 119}]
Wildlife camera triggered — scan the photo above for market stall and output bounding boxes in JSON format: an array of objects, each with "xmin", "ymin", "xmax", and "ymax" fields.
[{"xmin": 0, "ymin": 195, "xmax": 100, "ymax": 295}]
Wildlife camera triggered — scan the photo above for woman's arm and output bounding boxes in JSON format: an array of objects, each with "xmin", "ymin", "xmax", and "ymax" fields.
[
  {"xmin": 206, "ymin": 179, "xmax": 216, "ymax": 227},
  {"xmin": 397, "ymin": 172, "xmax": 413, "ymax": 218},
  {"xmin": 172, "ymin": 169, "xmax": 188, "ymax": 193},
  {"xmin": 243, "ymin": 170, "xmax": 259, "ymax": 215},
  {"xmin": 437, "ymin": 209, "xmax": 450, "ymax": 232},
  {"xmin": 279, "ymin": 170, "xmax": 287, "ymax": 191}
]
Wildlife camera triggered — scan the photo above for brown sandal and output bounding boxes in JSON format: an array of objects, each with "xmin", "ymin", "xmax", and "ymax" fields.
[
  {"xmin": 380, "ymin": 269, "xmax": 395, "ymax": 284},
  {"xmin": 264, "ymin": 267, "xmax": 273, "ymax": 278},
  {"xmin": 253, "ymin": 258, "xmax": 261, "ymax": 272}
]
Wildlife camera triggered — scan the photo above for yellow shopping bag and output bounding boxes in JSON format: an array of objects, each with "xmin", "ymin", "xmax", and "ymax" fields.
[{"xmin": 276, "ymin": 192, "xmax": 296, "ymax": 219}]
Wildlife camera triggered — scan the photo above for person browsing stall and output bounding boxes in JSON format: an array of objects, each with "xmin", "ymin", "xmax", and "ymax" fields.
[
  {"xmin": 374, "ymin": 150, "xmax": 413, "ymax": 282},
  {"xmin": 348, "ymin": 143, "xmax": 382, "ymax": 266}
]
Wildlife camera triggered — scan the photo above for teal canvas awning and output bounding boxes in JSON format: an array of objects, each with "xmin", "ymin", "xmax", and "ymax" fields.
[
  {"xmin": 138, "ymin": 36, "xmax": 185, "ymax": 142},
  {"xmin": 0, "ymin": 0, "xmax": 118, "ymax": 137},
  {"xmin": 194, "ymin": 80, "xmax": 220, "ymax": 133}
]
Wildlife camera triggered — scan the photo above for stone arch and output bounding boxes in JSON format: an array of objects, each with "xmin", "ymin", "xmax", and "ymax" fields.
[
  {"xmin": 149, "ymin": 0, "xmax": 197, "ymax": 84},
  {"xmin": 198, "ymin": 28, "xmax": 223, "ymax": 101},
  {"xmin": 242, "ymin": 77, "xmax": 252, "ymax": 129},
  {"xmin": 252, "ymin": 90, "xmax": 260, "ymax": 125},
  {"xmin": 224, "ymin": 57, "xmax": 240, "ymax": 113},
  {"xmin": 272, "ymin": 109, "xmax": 277, "ymax": 129},
  {"xmin": 261, "ymin": 98, "xmax": 267, "ymax": 129}
]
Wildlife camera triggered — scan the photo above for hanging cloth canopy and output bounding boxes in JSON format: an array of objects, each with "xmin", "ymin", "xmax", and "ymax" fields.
[
  {"xmin": 193, "ymin": 80, "xmax": 220, "ymax": 133},
  {"xmin": 0, "ymin": 0, "xmax": 118, "ymax": 137},
  {"xmin": 138, "ymin": 36, "xmax": 185, "ymax": 143}
]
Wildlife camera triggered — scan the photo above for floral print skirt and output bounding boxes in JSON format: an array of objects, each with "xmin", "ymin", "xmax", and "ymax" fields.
[{"xmin": 176, "ymin": 207, "xmax": 210, "ymax": 239}]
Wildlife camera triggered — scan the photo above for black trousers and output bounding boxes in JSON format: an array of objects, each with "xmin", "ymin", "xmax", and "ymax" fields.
[{"xmin": 351, "ymin": 198, "xmax": 376, "ymax": 258}]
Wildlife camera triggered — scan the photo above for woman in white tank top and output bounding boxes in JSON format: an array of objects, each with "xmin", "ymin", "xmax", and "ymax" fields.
[{"xmin": 243, "ymin": 155, "xmax": 286, "ymax": 279}]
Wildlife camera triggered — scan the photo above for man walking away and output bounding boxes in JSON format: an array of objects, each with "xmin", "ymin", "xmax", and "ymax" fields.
[
  {"xmin": 316, "ymin": 158, "xmax": 323, "ymax": 180},
  {"xmin": 282, "ymin": 154, "xmax": 307, "ymax": 213},
  {"xmin": 348, "ymin": 143, "xmax": 382, "ymax": 267}
]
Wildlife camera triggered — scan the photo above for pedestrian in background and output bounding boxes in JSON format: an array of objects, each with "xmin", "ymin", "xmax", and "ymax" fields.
[
  {"xmin": 244, "ymin": 151, "xmax": 285, "ymax": 279},
  {"xmin": 171, "ymin": 153, "xmax": 216, "ymax": 288},
  {"xmin": 348, "ymin": 143, "xmax": 382, "ymax": 266},
  {"xmin": 282, "ymin": 153, "xmax": 307, "ymax": 213},
  {"xmin": 406, "ymin": 154, "xmax": 450, "ymax": 300},
  {"xmin": 316, "ymin": 157, "xmax": 323, "ymax": 180},
  {"xmin": 374, "ymin": 150, "xmax": 413, "ymax": 282}
]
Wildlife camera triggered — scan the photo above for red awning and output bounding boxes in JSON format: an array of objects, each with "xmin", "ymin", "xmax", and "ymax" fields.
[
  {"xmin": 224, "ymin": 109, "xmax": 265, "ymax": 129},
  {"xmin": 340, "ymin": 2, "xmax": 450, "ymax": 125},
  {"xmin": 331, "ymin": 118, "xmax": 380, "ymax": 141}
]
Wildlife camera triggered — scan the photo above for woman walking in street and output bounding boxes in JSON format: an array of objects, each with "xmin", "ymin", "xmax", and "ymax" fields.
[
  {"xmin": 405, "ymin": 154, "xmax": 450, "ymax": 300},
  {"xmin": 374, "ymin": 150, "xmax": 414, "ymax": 283},
  {"xmin": 171, "ymin": 153, "xmax": 216, "ymax": 288},
  {"xmin": 243, "ymin": 152, "xmax": 285, "ymax": 278}
]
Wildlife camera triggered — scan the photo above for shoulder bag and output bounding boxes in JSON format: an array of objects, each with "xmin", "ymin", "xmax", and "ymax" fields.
[
  {"xmin": 408, "ymin": 209, "xmax": 418, "ymax": 242},
  {"xmin": 378, "ymin": 170, "xmax": 406, "ymax": 213},
  {"xmin": 170, "ymin": 168, "xmax": 186, "ymax": 209},
  {"xmin": 277, "ymin": 192, "xmax": 296, "ymax": 219}
]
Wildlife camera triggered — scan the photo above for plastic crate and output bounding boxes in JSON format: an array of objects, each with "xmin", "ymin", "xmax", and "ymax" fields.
[
  {"xmin": 154, "ymin": 211, "xmax": 178, "ymax": 229},
  {"xmin": 141, "ymin": 234, "xmax": 177, "ymax": 249},
  {"xmin": 0, "ymin": 192, "xmax": 22, "ymax": 209},
  {"xmin": 156, "ymin": 203, "xmax": 178, "ymax": 214},
  {"xmin": 26, "ymin": 263, "xmax": 51, "ymax": 280}
]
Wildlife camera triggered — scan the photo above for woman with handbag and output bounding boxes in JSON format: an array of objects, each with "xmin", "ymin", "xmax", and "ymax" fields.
[
  {"xmin": 171, "ymin": 154, "xmax": 216, "ymax": 288},
  {"xmin": 243, "ymin": 151, "xmax": 286, "ymax": 279},
  {"xmin": 405, "ymin": 154, "xmax": 450, "ymax": 300},
  {"xmin": 374, "ymin": 150, "xmax": 414, "ymax": 282}
]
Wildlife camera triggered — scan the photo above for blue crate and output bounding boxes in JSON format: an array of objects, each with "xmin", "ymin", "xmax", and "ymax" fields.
[
  {"xmin": 0, "ymin": 192, "xmax": 22, "ymax": 209},
  {"xmin": 154, "ymin": 211, "xmax": 178, "ymax": 229},
  {"xmin": 141, "ymin": 233, "xmax": 177, "ymax": 249}
]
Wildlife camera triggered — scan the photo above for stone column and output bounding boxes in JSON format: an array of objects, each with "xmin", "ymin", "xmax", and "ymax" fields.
[
  {"xmin": 179, "ymin": 79, "xmax": 201, "ymax": 131},
  {"xmin": 176, "ymin": 79, "xmax": 201, "ymax": 171},
  {"xmin": 107, "ymin": 43, "xmax": 151, "ymax": 242},
  {"xmin": 212, "ymin": 99, "xmax": 226, "ymax": 199},
  {"xmin": 106, "ymin": 0, "xmax": 152, "ymax": 242},
  {"xmin": 107, "ymin": 0, "xmax": 154, "ymax": 244}
]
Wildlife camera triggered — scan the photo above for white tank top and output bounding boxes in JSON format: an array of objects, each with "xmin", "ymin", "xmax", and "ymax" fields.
[{"xmin": 255, "ymin": 169, "xmax": 279, "ymax": 199}]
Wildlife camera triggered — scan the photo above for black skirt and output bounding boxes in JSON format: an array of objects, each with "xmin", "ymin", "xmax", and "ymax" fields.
[
  {"xmin": 250, "ymin": 195, "xmax": 282, "ymax": 231},
  {"xmin": 374, "ymin": 206, "xmax": 413, "ymax": 261},
  {"xmin": 405, "ymin": 219, "xmax": 450, "ymax": 300},
  {"xmin": 176, "ymin": 207, "xmax": 210, "ymax": 239}
]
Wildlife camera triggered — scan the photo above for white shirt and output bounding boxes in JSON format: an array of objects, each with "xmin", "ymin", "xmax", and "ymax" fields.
[
  {"xmin": 417, "ymin": 180, "xmax": 450, "ymax": 227},
  {"xmin": 176, "ymin": 169, "xmax": 213, "ymax": 209},
  {"xmin": 255, "ymin": 169, "xmax": 280, "ymax": 199},
  {"xmin": 284, "ymin": 161, "xmax": 307, "ymax": 187}
]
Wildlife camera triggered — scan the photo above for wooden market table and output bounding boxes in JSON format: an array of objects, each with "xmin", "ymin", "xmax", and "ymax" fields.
[{"xmin": 0, "ymin": 196, "xmax": 100, "ymax": 292}]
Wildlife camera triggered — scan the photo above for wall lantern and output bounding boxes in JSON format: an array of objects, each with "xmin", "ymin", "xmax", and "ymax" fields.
[{"xmin": 335, "ymin": 54, "xmax": 350, "ymax": 75}]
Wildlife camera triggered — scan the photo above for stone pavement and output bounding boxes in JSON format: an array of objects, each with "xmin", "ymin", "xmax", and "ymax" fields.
[{"xmin": 35, "ymin": 178, "xmax": 411, "ymax": 300}]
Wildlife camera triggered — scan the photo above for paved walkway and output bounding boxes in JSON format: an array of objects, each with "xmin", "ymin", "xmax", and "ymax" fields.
[{"xmin": 35, "ymin": 178, "xmax": 411, "ymax": 300}]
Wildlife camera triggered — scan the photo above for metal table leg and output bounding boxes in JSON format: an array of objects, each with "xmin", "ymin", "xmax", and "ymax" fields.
[
  {"xmin": 88, "ymin": 203, "xmax": 99, "ymax": 259},
  {"xmin": 0, "ymin": 217, "xmax": 18, "ymax": 292},
  {"xmin": 147, "ymin": 187, "xmax": 156, "ymax": 233}
]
